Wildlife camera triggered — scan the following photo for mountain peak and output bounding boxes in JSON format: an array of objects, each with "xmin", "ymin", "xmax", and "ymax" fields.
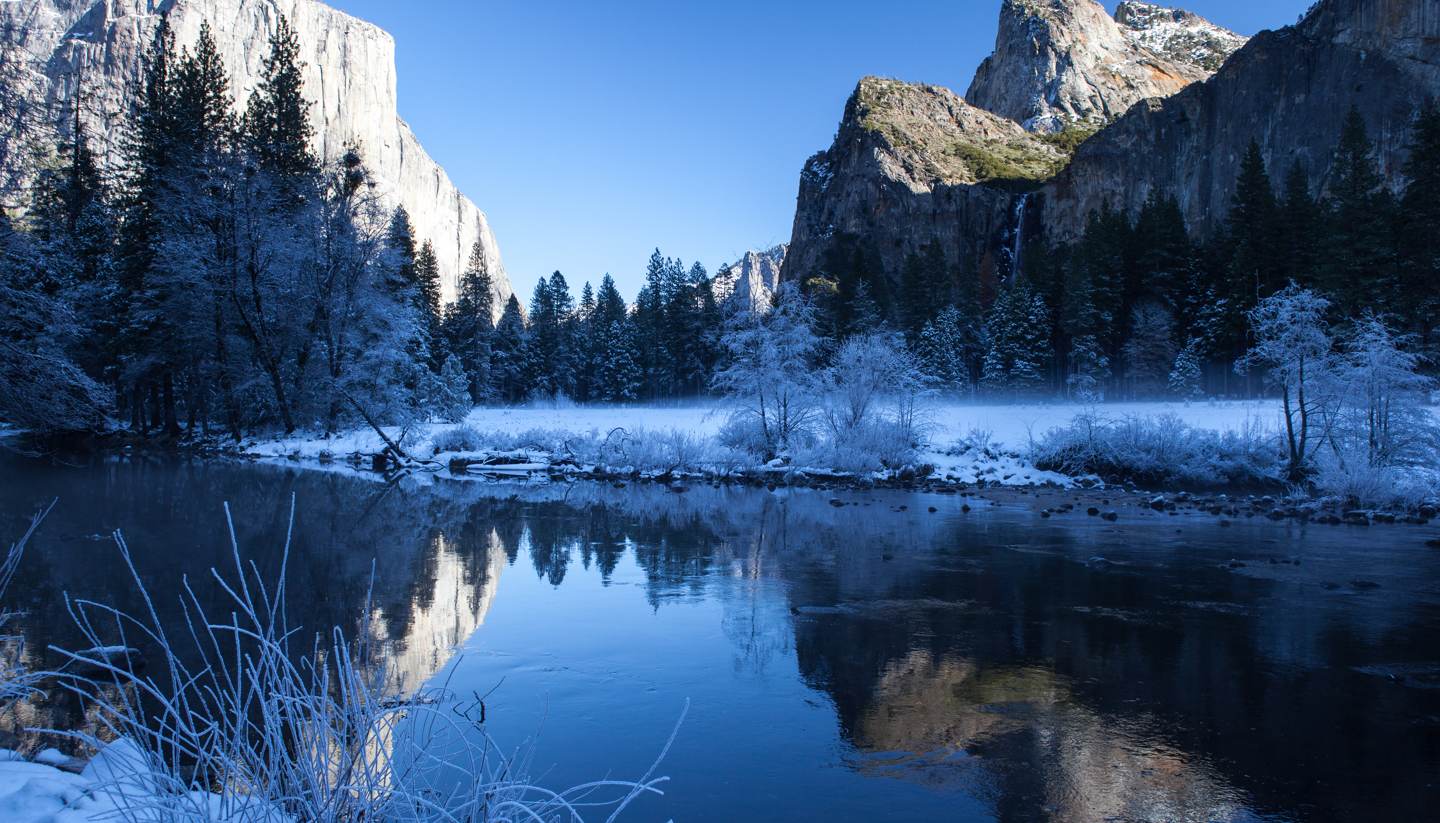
[{"xmin": 966, "ymin": 0, "xmax": 1244, "ymax": 133}]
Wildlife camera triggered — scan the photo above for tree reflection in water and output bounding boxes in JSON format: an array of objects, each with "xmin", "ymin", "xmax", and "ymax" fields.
[{"xmin": 3, "ymin": 454, "xmax": 1437, "ymax": 821}]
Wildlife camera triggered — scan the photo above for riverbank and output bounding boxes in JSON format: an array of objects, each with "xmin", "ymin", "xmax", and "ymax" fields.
[{"xmin": 13, "ymin": 399, "xmax": 1440, "ymax": 525}]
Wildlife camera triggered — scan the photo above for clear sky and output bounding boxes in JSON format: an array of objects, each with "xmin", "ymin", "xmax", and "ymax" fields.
[{"xmin": 329, "ymin": 0, "xmax": 1311, "ymax": 302}]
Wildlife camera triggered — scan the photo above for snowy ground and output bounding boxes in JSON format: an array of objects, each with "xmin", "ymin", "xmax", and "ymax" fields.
[
  {"xmin": 459, "ymin": 399, "xmax": 1283, "ymax": 451},
  {"xmin": 241, "ymin": 399, "xmax": 1294, "ymax": 490},
  {"xmin": 0, "ymin": 740, "xmax": 287, "ymax": 822}
]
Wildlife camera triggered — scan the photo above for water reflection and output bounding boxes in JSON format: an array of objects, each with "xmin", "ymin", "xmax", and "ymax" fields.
[{"xmin": 2, "ymin": 454, "xmax": 1438, "ymax": 821}]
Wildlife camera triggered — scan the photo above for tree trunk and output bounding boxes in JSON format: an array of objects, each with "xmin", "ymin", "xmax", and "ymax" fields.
[{"xmin": 162, "ymin": 371, "xmax": 180, "ymax": 437}]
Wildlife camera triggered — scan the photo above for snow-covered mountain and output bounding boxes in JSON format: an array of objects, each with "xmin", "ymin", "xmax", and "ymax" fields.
[
  {"xmin": 1114, "ymin": 1, "xmax": 1248, "ymax": 72},
  {"xmin": 713, "ymin": 245, "xmax": 786, "ymax": 313},
  {"xmin": 966, "ymin": 0, "xmax": 1245, "ymax": 133},
  {"xmin": 1, "ymin": 0, "xmax": 512, "ymax": 313}
]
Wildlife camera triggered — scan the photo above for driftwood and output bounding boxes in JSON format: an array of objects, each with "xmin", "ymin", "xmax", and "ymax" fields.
[{"xmin": 340, "ymin": 390, "xmax": 410, "ymax": 463}]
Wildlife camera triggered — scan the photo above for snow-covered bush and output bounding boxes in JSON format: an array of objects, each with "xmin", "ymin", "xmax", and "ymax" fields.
[
  {"xmin": 1328, "ymin": 316, "xmax": 1438, "ymax": 471},
  {"xmin": 430, "ymin": 424, "xmax": 485, "ymax": 453},
  {"xmin": 1032, "ymin": 412, "xmax": 1282, "ymax": 487},
  {"xmin": 796, "ymin": 419, "xmax": 916, "ymax": 473},
  {"xmin": 595, "ymin": 428, "xmax": 715, "ymax": 474},
  {"xmin": 45, "ymin": 505, "xmax": 679, "ymax": 821},
  {"xmin": 713, "ymin": 284, "xmax": 822, "ymax": 458}
]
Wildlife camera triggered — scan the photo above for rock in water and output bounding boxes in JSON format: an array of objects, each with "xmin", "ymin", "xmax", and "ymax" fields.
[
  {"xmin": 966, "ymin": 0, "xmax": 1243, "ymax": 133},
  {"xmin": 1, "ymin": 0, "xmax": 514, "ymax": 313}
]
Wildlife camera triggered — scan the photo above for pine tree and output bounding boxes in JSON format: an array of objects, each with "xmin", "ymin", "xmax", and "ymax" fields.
[
  {"xmin": 982, "ymin": 283, "xmax": 1050, "ymax": 395},
  {"xmin": 1168, "ymin": 343, "xmax": 1204, "ymax": 399},
  {"xmin": 632, "ymin": 249, "xmax": 670, "ymax": 397},
  {"xmin": 594, "ymin": 320, "xmax": 641, "ymax": 402},
  {"xmin": 1322, "ymin": 108, "xmax": 1394, "ymax": 317},
  {"xmin": 1399, "ymin": 102, "xmax": 1440, "ymax": 353},
  {"xmin": 1131, "ymin": 193, "xmax": 1191, "ymax": 309},
  {"xmin": 1222, "ymin": 140, "xmax": 1280, "ymax": 369},
  {"xmin": 447, "ymin": 239, "xmax": 495, "ymax": 400},
  {"xmin": 1122, "ymin": 302, "xmax": 1177, "ymax": 397},
  {"xmin": 414, "ymin": 240, "xmax": 445, "ymax": 369},
  {"xmin": 490, "ymin": 295, "xmax": 530, "ymax": 402},
  {"xmin": 112, "ymin": 17, "xmax": 178, "ymax": 432},
  {"xmin": 242, "ymin": 14, "xmax": 316, "ymax": 178},
  {"xmin": 914, "ymin": 306, "xmax": 969, "ymax": 391},
  {"xmin": 434, "ymin": 354, "xmax": 472, "ymax": 423},
  {"xmin": 1278, "ymin": 160, "xmax": 1320, "ymax": 288},
  {"xmin": 899, "ymin": 242, "xmax": 950, "ymax": 338}
]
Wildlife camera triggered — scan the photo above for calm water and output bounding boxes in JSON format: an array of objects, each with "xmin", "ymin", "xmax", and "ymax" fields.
[{"xmin": 2, "ymin": 453, "xmax": 1439, "ymax": 821}]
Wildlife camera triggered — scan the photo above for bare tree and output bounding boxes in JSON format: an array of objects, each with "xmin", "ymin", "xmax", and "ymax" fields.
[
  {"xmin": 1237, "ymin": 284, "xmax": 1339, "ymax": 481},
  {"xmin": 712, "ymin": 283, "xmax": 821, "ymax": 458}
]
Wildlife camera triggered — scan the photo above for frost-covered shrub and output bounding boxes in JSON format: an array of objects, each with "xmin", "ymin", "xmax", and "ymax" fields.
[
  {"xmin": 796, "ymin": 419, "xmax": 917, "ymax": 473},
  {"xmin": 431, "ymin": 425, "xmax": 485, "ymax": 453},
  {"xmin": 1314, "ymin": 459, "xmax": 1440, "ymax": 509},
  {"xmin": 43, "ymin": 510, "xmax": 678, "ymax": 821},
  {"xmin": 1032, "ymin": 412, "xmax": 1282, "ymax": 487},
  {"xmin": 712, "ymin": 284, "xmax": 822, "ymax": 458},
  {"xmin": 595, "ymin": 428, "xmax": 715, "ymax": 473}
]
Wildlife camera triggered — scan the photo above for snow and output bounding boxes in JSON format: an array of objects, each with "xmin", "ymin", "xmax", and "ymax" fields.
[
  {"xmin": 240, "ymin": 399, "xmax": 1308, "ymax": 490},
  {"xmin": 0, "ymin": 740, "xmax": 294, "ymax": 822}
]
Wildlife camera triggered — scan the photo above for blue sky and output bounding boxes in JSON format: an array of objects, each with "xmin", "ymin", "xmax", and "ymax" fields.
[{"xmin": 330, "ymin": 0, "xmax": 1310, "ymax": 301}]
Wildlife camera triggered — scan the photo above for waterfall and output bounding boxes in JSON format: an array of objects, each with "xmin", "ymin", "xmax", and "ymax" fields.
[{"xmin": 1009, "ymin": 193, "xmax": 1031, "ymax": 285}]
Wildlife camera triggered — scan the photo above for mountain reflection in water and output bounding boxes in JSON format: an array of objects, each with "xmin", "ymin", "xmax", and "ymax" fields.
[{"xmin": 2, "ymin": 454, "xmax": 1437, "ymax": 822}]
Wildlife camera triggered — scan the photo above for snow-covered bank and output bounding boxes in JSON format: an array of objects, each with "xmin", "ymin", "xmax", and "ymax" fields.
[
  {"xmin": 239, "ymin": 400, "xmax": 1282, "ymax": 490},
  {"xmin": 0, "ymin": 741, "xmax": 286, "ymax": 822},
  {"xmin": 237, "ymin": 399, "xmax": 1440, "ymax": 505}
]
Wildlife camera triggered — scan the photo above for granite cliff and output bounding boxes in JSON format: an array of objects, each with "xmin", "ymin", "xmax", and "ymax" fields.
[
  {"xmin": 1040, "ymin": 0, "xmax": 1440, "ymax": 241},
  {"xmin": 966, "ymin": 0, "xmax": 1243, "ymax": 133},
  {"xmin": 713, "ymin": 245, "xmax": 786, "ymax": 313},
  {"xmin": 780, "ymin": 77, "xmax": 1065, "ymax": 297},
  {"xmin": 1, "ymin": 0, "xmax": 512, "ymax": 311},
  {"xmin": 784, "ymin": 0, "xmax": 1434, "ymax": 298}
]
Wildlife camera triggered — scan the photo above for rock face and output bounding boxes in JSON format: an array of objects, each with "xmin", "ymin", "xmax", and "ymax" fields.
[
  {"xmin": 966, "ymin": 0, "xmax": 1243, "ymax": 133},
  {"xmin": 1040, "ymin": 0, "xmax": 1440, "ymax": 241},
  {"xmin": 713, "ymin": 245, "xmax": 786, "ymax": 313},
  {"xmin": 1, "ymin": 0, "xmax": 512, "ymax": 312},
  {"xmin": 1114, "ymin": 1, "xmax": 1247, "ymax": 71},
  {"xmin": 780, "ymin": 77, "xmax": 1064, "ymax": 294}
]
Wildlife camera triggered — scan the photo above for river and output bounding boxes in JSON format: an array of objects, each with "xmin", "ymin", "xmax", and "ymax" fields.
[{"xmin": 2, "ymin": 453, "xmax": 1438, "ymax": 821}]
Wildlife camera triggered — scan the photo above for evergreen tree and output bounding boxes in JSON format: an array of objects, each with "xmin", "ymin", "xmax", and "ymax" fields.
[
  {"xmin": 414, "ymin": 240, "xmax": 444, "ymax": 369},
  {"xmin": 1222, "ymin": 140, "xmax": 1281, "ymax": 368},
  {"xmin": 490, "ymin": 295, "xmax": 530, "ymax": 402},
  {"xmin": 1322, "ymin": 108, "xmax": 1394, "ymax": 317},
  {"xmin": 982, "ymin": 283, "xmax": 1050, "ymax": 395},
  {"xmin": 1122, "ymin": 301, "xmax": 1178, "ymax": 397},
  {"xmin": 446, "ymin": 239, "xmax": 496, "ymax": 401},
  {"xmin": 632, "ymin": 249, "xmax": 670, "ymax": 397},
  {"xmin": 1399, "ymin": 102, "xmax": 1440, "ymax": 353},
  {"xmin": 434, "ymin": 353, "xmax": 472, "ymax": 423},
  {"xmin": 1278, "ymin": 160, "xmax": 1320, "ymax": 287},
  {"xmin": 594, "ymin": 320, "xmax": 641, "ymax": 403},
  {"xmin": 1131, "ymin": 193, "xmax": 1191, "ymax": 309},
  {"xmin": 1168, "ymin": 342, "xmax": 1204, "ymax": 399},
  {"xmin": 899, "ymin": 242, "xmax": 950, "ymax": 338},
  {"xmin": 525, "ymin": 272, "xmax": 576, "ymax": 398},
  {"xmin": 241, "ymin": 15, "xmax": 316, "ymax": 178}
]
